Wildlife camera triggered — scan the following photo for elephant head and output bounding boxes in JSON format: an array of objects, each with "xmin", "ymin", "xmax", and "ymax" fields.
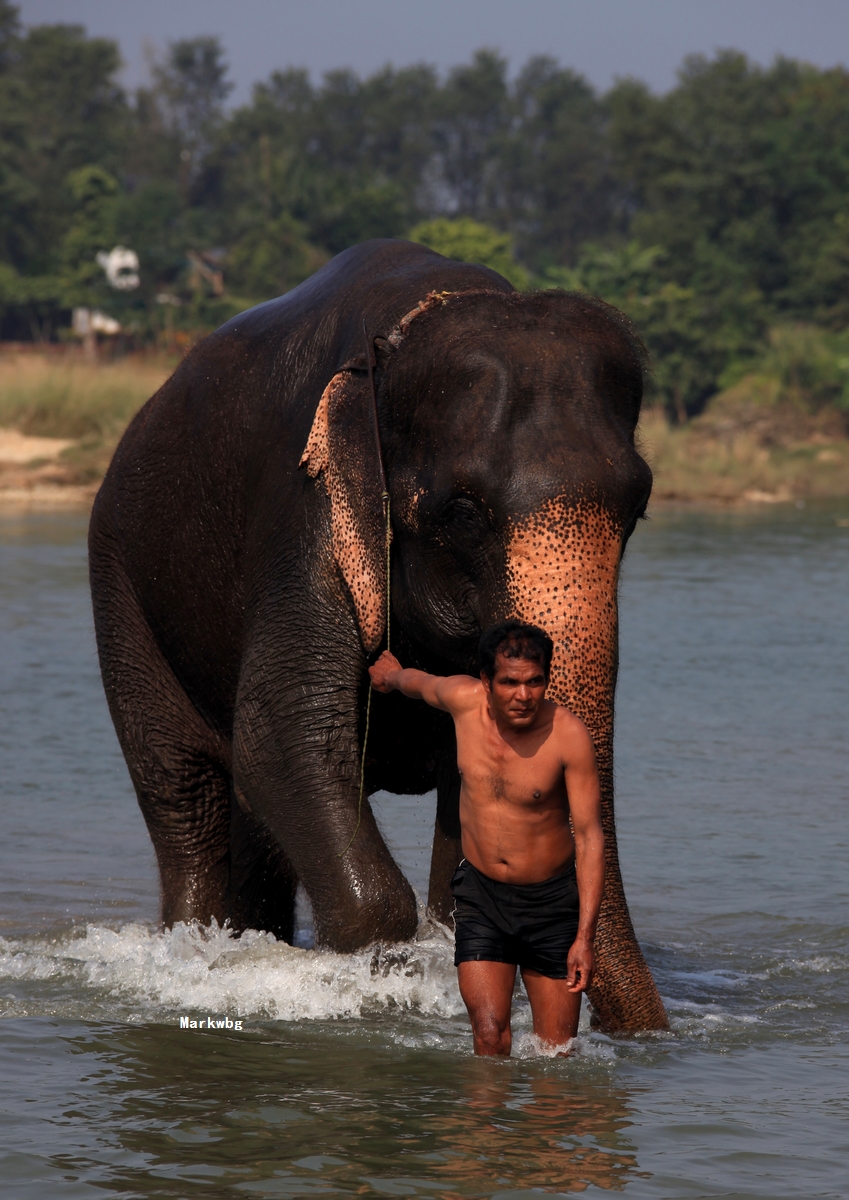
[{"xmin": 302, "ymin": 286, "xmax": 668, "ymax": 1032}]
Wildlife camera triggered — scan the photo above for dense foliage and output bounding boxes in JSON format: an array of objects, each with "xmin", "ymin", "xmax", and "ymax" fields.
[{"xmin": 2, "ymin": 1, "xmax": 849, "ymax": 417}]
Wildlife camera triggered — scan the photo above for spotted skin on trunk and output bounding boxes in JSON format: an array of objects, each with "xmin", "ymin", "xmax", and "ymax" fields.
[{"xmin": 507, "ymin": 497, "xmax": 668, "ymax": 1032}]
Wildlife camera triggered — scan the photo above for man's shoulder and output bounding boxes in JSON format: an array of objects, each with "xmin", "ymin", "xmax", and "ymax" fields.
[
  {"xmin": 439, "ymin": 674, "xmax": 483, "ymax": 710},
  {"xmin": 549, "ymin": 703, "xmax": 594, "ymax": 753}
]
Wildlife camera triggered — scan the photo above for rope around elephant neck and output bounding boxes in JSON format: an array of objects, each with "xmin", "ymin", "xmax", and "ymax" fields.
[{"xmin": 338, "ymin": 491, "xmax": 391, "ymax": 858}]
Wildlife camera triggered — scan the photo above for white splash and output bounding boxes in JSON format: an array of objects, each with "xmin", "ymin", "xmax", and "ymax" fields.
[
  {"xmin": 664, "ymin": 995, "xmax": 760, "ymax": 1039},
  {"xmin": 0, "ymin": 918, "xmax": 466, "ymax": 1023}
]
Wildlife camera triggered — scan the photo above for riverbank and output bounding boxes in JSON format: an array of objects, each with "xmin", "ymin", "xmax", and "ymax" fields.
[
  {"xmin": 0, "ymin": 349, "xmax": 171, "ymax": 507},
  {"xmin": 639, "ymin": 383, "xmax": 849, "ymax": 507},
  {"xmin": 2, "ymin": 348, "xmax": 849, "ymax": 509}
]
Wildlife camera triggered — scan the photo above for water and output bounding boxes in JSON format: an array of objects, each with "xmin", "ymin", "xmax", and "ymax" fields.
[{"xmin": 1, "ymin": 504, "xmax": 847, "ymax": 1198}]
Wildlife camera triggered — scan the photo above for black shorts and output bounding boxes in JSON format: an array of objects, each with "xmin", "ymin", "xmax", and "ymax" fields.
[{"xmin": 451, "ymin": 858, "xmax": 580, "ymax": 980}]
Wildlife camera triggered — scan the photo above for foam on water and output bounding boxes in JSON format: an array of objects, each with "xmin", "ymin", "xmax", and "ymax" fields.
[
  {"xmin": 664, "ymin": 996, "xmax": 760, "ymax": 1040},
  {"xmin": 1, "ymin": 918, "xmax": 760, "ymax": 1057},
  {"xmin": 0, "ymin": 919, "xmax": 618, "ymax": 1061},
  {"xmin": 759, "ymin": 952, "xmax": 847, "ymax": 977},
  {"xmin": 0, "ymin": 916, "xmax": 470, "ymax": 1023},
  {"xmin": 4, "ymin": 915, "xmax": 845, "ymax": 1051}
]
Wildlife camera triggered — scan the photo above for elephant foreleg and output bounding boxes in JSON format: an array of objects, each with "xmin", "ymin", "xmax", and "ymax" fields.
[{"xmin": 232, "ymin": 665, "xmax": 418, "ymax": 953}]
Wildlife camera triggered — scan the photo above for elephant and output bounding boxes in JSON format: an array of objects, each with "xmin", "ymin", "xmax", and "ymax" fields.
[{"xmin": 88, "ymin": 238, "xmax": 668, "ymax": 1033}]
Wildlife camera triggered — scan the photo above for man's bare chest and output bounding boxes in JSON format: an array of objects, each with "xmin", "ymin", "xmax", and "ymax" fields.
[{"xmin": 456, "ymin": 725, "xmax": 564, "ymax": 807}]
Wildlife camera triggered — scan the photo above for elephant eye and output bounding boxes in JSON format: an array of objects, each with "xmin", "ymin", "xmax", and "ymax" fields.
[{"xmin": 444, "ymin": 495, "xmax": 492, "ymax": 541}]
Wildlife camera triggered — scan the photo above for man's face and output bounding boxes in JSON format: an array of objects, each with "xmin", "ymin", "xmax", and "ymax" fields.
[{"xmin": 481, "ymin": 653, "xmax": 548, "ymax": 728}]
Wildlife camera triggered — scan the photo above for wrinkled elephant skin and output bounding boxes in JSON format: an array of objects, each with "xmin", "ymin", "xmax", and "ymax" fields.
[{"xmin": 89, "ymin": 238, "xmax": 667, "ymax": 1032}]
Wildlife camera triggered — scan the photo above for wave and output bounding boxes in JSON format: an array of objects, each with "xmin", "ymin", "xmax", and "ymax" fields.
[{"xmin": 0, "ymin": 917, "xmax": 467, "ymax": 1023}]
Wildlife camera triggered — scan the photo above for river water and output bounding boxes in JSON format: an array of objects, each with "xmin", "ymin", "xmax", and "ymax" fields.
[{"xmin": 0, "ymin": 504, "xmax": 847, "ymax": 1199}]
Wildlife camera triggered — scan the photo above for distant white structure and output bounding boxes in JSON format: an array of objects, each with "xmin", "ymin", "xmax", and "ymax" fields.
[
  {"xmin": 96, "ymin": 246, "xmax": 140, "ymax": 291},
  {"xmin": 72, "ymin": 306, "xmax": 122, "ymax": 359},
  {"xmin": 72, "ymin": 308, "xmax": 122, "ymax": 336}
]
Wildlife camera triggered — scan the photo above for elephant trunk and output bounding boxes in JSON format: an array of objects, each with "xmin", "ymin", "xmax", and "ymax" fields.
[{"xmin": 506, "ymin": 497, "xmax": 668, "ymax": 1032}]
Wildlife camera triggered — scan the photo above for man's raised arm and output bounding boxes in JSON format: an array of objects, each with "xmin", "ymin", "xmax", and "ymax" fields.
[
  {"xmin": 368, "ymin": 651, "xmax": 471, "ymax": 712},
  {"xmin": 560, "ymin": 714, "xmax": 605, "ymax": 994}
]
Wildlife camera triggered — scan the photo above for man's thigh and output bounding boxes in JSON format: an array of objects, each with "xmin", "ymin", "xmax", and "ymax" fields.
[
  {"xmin": 521, "ymin": 968, "xmax": 582, "ymax": 1046},
  {"xmin": 457, "ymin": 961, "xmax": 517, "ymax": 1042}
]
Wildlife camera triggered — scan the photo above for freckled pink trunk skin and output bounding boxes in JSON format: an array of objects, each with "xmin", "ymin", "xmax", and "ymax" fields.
[{"xmin": 507, "ymin": 499, "xmax": 668, "ymax": 1033}]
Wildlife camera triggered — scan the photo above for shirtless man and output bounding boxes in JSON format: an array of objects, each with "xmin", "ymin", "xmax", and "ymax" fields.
[{"xmin": 369, "ymin": 619, "xmax": 605, "ymax": 1056}]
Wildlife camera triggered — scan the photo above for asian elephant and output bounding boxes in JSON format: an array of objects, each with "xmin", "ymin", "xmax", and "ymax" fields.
[{"xmin": 89, "ymin": 238, "xmax": 668, "ymax": 1032}]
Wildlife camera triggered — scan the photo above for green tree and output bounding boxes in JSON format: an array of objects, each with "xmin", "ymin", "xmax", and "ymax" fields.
[
  {"xmin": 59, "ymin": 165, "xmax": 120, "ymax": 305},
  {"xmin": 113, "ymin": 180, "xmax": 188, "ymax": 300},
  {"xmin": 433, "ymin": 50, "xmax": 511, "ymax": 217},
  {"xmin": 555, "ymin": 241, "xmax": 765, "ymax": 419},
  {"xmin": 221, "ymin": 63, "xmax": 437, "ymax": 256},
  {"xmin": 499, "ymin": 57, "xmax": 615, "ymax": 269},
  {"xmin": 742, "ymin": 324, "xmax": 849, "ymax": 412},
  {"xmin": 152, "ymin": 36, "xmax": 232, "ymax": 167},
  {"xmin": 226, "ymin": 213, "xmax": 328, "ymax": 301},
  {"xmin": 0, "ymin": 9, "xmax": 130, "ymax": 336},
  {"xmin": 793, "ymin": 212, "xmax": 849, "ymax": 329},
  {"xmin": 3, "ymin": 7, "xmax": 849, "ymax": 414},
  {"xmin": 409, "ymin": 217, "xmax": 530, "ymax": 289},
  {"xmin": 2, "ymin": 19, "xmax": 128, "ymax": 274},
  {"xmin": 0, "ymin": 1, "xmax": 28, "ymax": 270},
  {"xmin": 608, "ymin": 53, "xmax": 849, "ymax": 326}
]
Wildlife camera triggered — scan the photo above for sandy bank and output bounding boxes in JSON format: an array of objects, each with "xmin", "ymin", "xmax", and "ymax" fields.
[{"xmin": 0, "ymin": 427, "xmax": 97, "ymax": 507}]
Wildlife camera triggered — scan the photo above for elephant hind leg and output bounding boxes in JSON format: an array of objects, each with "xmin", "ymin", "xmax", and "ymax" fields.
[
  {"xmin": 427, "ymin": 732, "xmax": 463, "ymax": 924},
  {"xmin": 90, "ymin": 538, "xmax": 232, "ymax": 928},
  {"xmin": 227, "ymin": 790, "xmax": 298, "ymax": 942}
]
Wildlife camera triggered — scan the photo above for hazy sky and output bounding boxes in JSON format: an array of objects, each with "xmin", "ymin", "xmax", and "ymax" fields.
[{"xmin": 17, "ymin": 0, "xmax": 849, "ymax": 102}]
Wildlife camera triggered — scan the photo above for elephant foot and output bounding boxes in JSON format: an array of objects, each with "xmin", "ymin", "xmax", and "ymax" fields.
[{"xmin": 159, "ymin": 855, "xmax": 230, "ymax": 930}]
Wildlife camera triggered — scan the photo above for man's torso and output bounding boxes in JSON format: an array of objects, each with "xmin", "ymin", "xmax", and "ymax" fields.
[{"xmin": 452, "ymin": 692, "xmax": 576, "ymax": 884}]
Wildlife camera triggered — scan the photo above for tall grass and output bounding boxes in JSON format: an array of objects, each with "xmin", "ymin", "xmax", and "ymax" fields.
[{"xmin": 0, "ymin": 354, "xmax": 171, "ymax": 439}]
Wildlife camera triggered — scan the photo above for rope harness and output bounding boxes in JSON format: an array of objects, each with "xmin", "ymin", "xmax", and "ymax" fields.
[{"xmin": 338, "ymin": 322, "xmax": 391, "ymax": 857}]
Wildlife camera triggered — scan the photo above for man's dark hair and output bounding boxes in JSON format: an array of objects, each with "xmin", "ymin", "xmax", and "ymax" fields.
[{"xmin": 477, "ymin": 620, "xmax": 554, "ymax": 681}]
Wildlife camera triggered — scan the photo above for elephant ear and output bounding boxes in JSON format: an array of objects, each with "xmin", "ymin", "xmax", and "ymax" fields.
[{"xmin": 300, "ymin": 366, "xmax": 388, "ymax": 652}]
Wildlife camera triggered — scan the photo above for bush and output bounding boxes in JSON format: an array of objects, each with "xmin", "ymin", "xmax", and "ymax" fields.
[
  {"xmin": 720, "ymin": 324, "xmax": 849, "ymax": 412},
  {"xmin": 408, "ymin": 218, "xmax": 530, "ymax": 290}
]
